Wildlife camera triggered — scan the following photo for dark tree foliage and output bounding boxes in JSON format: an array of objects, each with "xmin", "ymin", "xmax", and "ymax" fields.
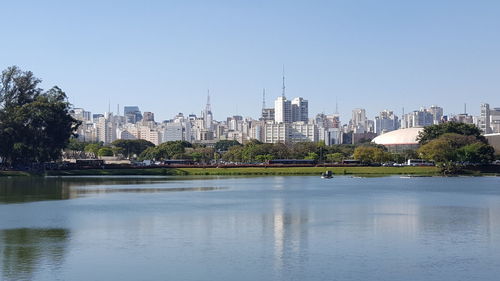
[
  {"xmin": 417, "ymin": 122, "xmax": 486, "ymax": 145},
  {"xmin": 214, "ymin": 140, "xmax": 241, "ymax": 151},
  {"xmin": 111, "ymin": 139, "xmax": 155, "ymax": 159},
  {"xmin": 0, "ymin": 66, "xmax": 80, "ymax": 166},
  {"xmin": 138, "ymin": 141, "xmax": 191, "ymax": 160}
]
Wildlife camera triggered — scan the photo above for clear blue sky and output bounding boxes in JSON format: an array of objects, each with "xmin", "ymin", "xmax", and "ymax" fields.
[{"xmin": 1, "ymin": 0, "xmax": 499, "ymax": 122}]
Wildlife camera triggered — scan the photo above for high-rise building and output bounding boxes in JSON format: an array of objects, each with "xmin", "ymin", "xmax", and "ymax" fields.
[
  {"xmin": 479, "ymin": 103, "xmax": 491, "ymax": 134},
  {"xmin": 428, "ymin": 105, "xmax": 444, "ymax": 125},
  {"xmin": 324, "ymin": 128, "xmax": 342, "ymax": 145},
  {"xmin": 274, "ymin": 96, "xmax": 292, "ymax": 123},
  {"xmin": 202, "ymin": 92, "xmax": 213, "ymax": 131},
  {"xmin": 124, "ymin": 106, "xmax": 142, "ymax": 124},
  {"xmin": 261, "ymin": 108, "xmax": 275, "ymax": 122},
  {"xmin": 143, "ymin": 112, "xmax": 155, "ymax": 122},
  {"xmin": 374, "ymin": 110, "xmax": 399, "ymax": 134},
  {"xmin": 351, "ymin": 108, "xmax": 367, "ymax": 132},
  {"xmin": 289, "ymin": 122, "xmax": 318, "ymax": 142},
  {"xmin": 401, "ymin": 108, "xmax": 434, "ymax": 128},
  {"xmin": 96, "ymin": 113, "xmax": 117, "ymax": 144},
  {"xmin": 490, "ymin": 107, "xmax": 500, "ymax": 134},
  {"xmin": 291, "ymin": 97, "xmax": 308, "ymax": 122}
]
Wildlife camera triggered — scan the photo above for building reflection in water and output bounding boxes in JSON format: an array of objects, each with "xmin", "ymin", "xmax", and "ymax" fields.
[
  {"xmin": 269, "ymin": 180, "xmax": 309, "ymax": 280},
  {"xmin": 0, "ymin": 228, "xmax": 71, "ymax": 281}
]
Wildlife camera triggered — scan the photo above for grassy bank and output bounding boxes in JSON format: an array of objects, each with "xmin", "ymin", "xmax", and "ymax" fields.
[{"xmin": 40, "ymin": 166, "xmax": 442, "ymax": 176}]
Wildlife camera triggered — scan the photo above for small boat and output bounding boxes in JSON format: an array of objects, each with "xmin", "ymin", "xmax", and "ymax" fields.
[{"xmin": 321, "ymin": 170, "xmax": 333, "ymax": 179}]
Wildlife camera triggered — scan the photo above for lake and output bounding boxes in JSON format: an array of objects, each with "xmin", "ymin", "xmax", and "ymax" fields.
[{"xmin": 1, "ymin": 175, "xmax": 500, "ymax": 281}]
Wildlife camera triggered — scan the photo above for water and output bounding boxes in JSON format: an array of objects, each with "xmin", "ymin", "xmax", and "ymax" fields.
[{"xmin": 1, "ymin": 175, "xmax": 500, "ymax": 281}]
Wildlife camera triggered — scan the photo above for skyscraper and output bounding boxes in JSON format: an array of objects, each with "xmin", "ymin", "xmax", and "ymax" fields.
[
  {"xmin": 274, "ymin": 96, "xmax": 292, "ymax": 123},
  {"xmin": 351, "ymin": 108, "xmax": 367, "ymax": 132},
  {"xmin": 374, "ymin": 110, "xmax": 399, "ymax": 134},
  {"xmin": 203, "ymin": 91, "xmax": 213, "ymax": 131},
  {"xmin": 479, "ymin": 103, "xmax": 491, "ymax": 134},
  {"xmin": 124, "ymin": 106, "xmax": 142, "ymax": 124},
  {"xmin": 428, "ymin": 105, "xmax": 444, "ymax": 125},
  {"xmin": 291, "ymin": 97, "xmax": 308, "ymax": 122}
]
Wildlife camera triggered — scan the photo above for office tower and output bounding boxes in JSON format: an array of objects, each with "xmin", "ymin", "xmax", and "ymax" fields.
[
  {"xmin": 479, "ymin": 103, "xmax": 491, "ymax": 134},
  {"xmin": 374, "ymin": 110, "xmax": 399, "ymax": 134},
  {"xmin": 351, "ymin": 108, "xmax": 367, "ymax": 132},
  {"xmin": 490, "ymin": 107, "xmax": 500, "ymax": 133},
  {"xmin": 124, "ymin": 106, "xmax": 142, "ymax": 124},
  {"xmin": 274, "ymin": 96, "xmax": 292, "ymax": 123},
  {"xmin": 291, "ymin": 97, "xmax": 308, "ymax": 122},
  {"xmin": 428, "ymin": 105, "xmax": 444, "ymax": 124},
  {"xmin": 143, "ymin": 112, "xmax": 155, "ymax": 122},
  {"xmin": 203, "ymin": 92, "xmax": 213, "ymax": 131}
]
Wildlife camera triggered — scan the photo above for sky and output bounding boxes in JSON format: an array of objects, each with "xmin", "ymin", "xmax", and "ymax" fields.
[{"xmin": 1, "ymin": 0, "xmax": 499, "ymax": 122}]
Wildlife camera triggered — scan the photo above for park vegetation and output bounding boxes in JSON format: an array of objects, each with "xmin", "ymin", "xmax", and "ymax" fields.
[
  {"xmin": 0, "ymin": 66, "xmax": 79, "ymax": 167},
  {"xmin": 417, "ymin": 122, "xmax": 495, "ymax": 174}
]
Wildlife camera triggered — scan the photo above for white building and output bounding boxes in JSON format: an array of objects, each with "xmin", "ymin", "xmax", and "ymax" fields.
[
  {"xmin": 351, "ymin": 108, "xmax": 367, "ymax": 133},
  {"xmin": 479, "ymin": 103, "xmax": 491, "ymax": 134},
  {"xmin": 96, "ymin": 113, "xmax": 117, "ymax": 144},
  {"xmin": 274, "ymin": 96, "xmax": 292, "ymax": 123},
  {"xmin": 401, "ymin": 108, "xmax": 434, "ymax": 128},
  {"xmin": 291, "ymin": 97, "xmax": 308, "ymax": 122},
  {"xmin": 375, "ymin": 110, "xmax": 399, "ymax": 134},
  {"xmin": 264, "ymin": 122, "xmax": 289, "ymax": 143},
  {"xmin": 290, "ymin": 122, "xmax": 318, "ymax": 142},
  {"xmin": 324, "ymin": 128, "xmax": 342, "ymax": 145},
  {"xmin": 264, "ymin": 122, "xmax": 318, "ymax": 143}
]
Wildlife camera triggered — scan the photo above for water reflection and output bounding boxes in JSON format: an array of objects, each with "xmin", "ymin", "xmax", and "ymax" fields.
[
  {"xmin": 0, "ymin": 228, "xmax": 70, "ymax": 281},
  {"xmin": 0, "ymin": 177, "xmax": 224, "ymax": 204},
  {"xmin": 76, "ymin": 186, "xmax": 225, "ymax": 195}
]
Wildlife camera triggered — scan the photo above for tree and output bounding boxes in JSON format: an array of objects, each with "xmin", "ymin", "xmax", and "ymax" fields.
[
  {"xmin": 418, "ymin": 133, "xmax": 495, "ymax": 164},
  {"xmin": 84, "ymin": 143, "xmax": 103, "ymax": 158},
  {"xmin": 97, "ymin": 147, "xmax": 114, "ymax": 157},
  {"xmin": 214, "ymin": 140, "xmax": 241, "ymax": 151},
  {"xmin": 326, "ymin": 153, "xmax": 344, "ymax": 163},
  {"xmin": 138, "ymin": 141, "xmax": 191, "ymax": 160},
  {"xmin": 222, "ymin": 145, "xmax": 243, "ymax": 162},
  {"xmin": 111, "ymin": 139, "xmax": 155, "ymax": 159},
  {"xmin": 457, "ymin": 142, "xmax": 495, "ymax": 164},
  {"xmin": 418, "ymin": 138, "xmax": 456, "ymax": 163},
  {"xmin": 353, "ymin": 146, "xmax": 389, "ymax": 164},
  {"xmin": 66, "ymin": 138, "xmax": 86, "ymax": 152},
  {"xmin": 417, "ymin": 122, "xmax": 486, "ymax": 145},
  {"xmin": 304, "ymin": 152, "xmax": 319, "ymax": 160},
  {"xmin": 0, "ymin": 67, "xmax": 80, "ymax": 166}
]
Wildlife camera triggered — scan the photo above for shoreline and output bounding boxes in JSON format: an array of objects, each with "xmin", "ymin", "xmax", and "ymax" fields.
[{"xmin": 2, "ymin": 166, "xmax": 499, "ymax": 177}]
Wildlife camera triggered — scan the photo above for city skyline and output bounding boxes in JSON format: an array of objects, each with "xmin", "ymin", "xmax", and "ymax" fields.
[{"xmin": 1, "ymin": 0, "xmax": 499, "ymax": 121}]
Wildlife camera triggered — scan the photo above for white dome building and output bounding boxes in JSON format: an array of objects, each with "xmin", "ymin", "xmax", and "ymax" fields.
[{"xmin": 372, "ymin": 128, "xmax": 423, "ymax": 152}]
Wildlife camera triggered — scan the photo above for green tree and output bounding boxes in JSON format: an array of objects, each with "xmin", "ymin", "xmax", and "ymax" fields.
[
  {"xmin": 418, "ymin": 133, "xmax": 493, "ymax": 164},
  {"xmin": 84, "ymin": 143, "xmax": 102, "ymax": 157},
  {"xmin": 417, "ymin": 122, "xmax": 486, "ymax": 145},
  {"xmin": 214, "ymin": 140, "xmax": 241, "ymax": 151},
  {"xmin": 304, "ymin": 152, "xmax": 319, "ymax": 160},
  {"xmin": 353, "ymin": 146, "xmax": 389, "ymax": 164},
  {"xmin": 457, "ymin": 142, "xmax": 495, "ymax": 164},
  {"xmin": 97, "ymin": 147, "xmax": 114, "ymax": 157},
  {"xmin": 111, "ymin": 139, "xmax": 155, "ymax": 159},
  {"xmin": 139, "ymin": 141, "xmax": 191, "ymax": 160},
  {"xmin": 0, "ymin": 67, "xmax": 80, "ymax": 166},
  {"xmin": 326, "ymin": 153, "xmax": 344, "ymax": 163},
  {"xmin": 221, "ymin": 145, "xmax": 244, "ymax": 162},
  {"xmin": 418, "ymin": 138, "xmax": 456, "ymax": 163},
  {"xmin": 66, "ymin": 138, "xmax": 86, "ymax": 152}
]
